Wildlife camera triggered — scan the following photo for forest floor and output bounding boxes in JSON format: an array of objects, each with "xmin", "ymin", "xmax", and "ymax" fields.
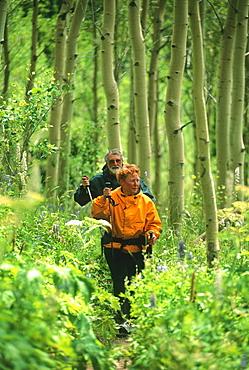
[{"xmin": 86, "ymin": 337, "xmax": 131, "ymax": 370}]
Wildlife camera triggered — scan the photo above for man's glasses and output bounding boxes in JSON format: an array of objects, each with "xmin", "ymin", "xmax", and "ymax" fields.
[{"xmin": 108, "ymin": 159, "xmax": 122, "ymax": 164}]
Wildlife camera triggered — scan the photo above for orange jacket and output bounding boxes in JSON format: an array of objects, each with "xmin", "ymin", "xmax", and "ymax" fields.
[{"xmin": 91, "ymin": 187, "xmax": 162, "ymax": 253}]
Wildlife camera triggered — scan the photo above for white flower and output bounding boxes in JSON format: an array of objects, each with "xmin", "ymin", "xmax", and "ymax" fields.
[{"xmin": 65, "ymin": 220, "xmax": 83, "ymax": 226}]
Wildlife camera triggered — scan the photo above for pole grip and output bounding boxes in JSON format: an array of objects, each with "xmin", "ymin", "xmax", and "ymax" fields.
[
  {"xmin": 83, "ymin": 175, "xmax": 93, "ymax": 201},
  {"xmin": 105, "ymin": 182, "xmax": 111, "ymax": 198}
]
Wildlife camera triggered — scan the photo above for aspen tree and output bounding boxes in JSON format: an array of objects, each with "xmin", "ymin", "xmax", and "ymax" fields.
[
  {"xmin": 46, "ymin": 0, "xmax": 73, "ymax": 199},
  {"xmin": 244, "ymin": 37, "xmax": 249, "ymax": 186},
  {"xmin": 189, "ymin": 0, "xmax": 219, "ymax": 267},
  {"xmin": 128, "ymin": 0, "xmax": 151, "ymax": 181},
  {"xmin": 58, "ymin": 0, "xmax": 88, "ymax": 203},
  {"xmin": 148, "ymin": 0, "xmax": 166, "ymax": 137},
  {"xmin": 0, "ymin": 0, "xmax": 8, "ymax": 61},
  {"xmin": 147, "ymin": 1, "xmax": 166, "ymax": 202},
  {"xmin": 229, "ymin": 0, "xmax": 248, "ymax": 199},
  {"xmin": 164, "ymin": 0, "xmax": 187, "ymax": 231},
  {"xmin": 216, "ymin": 0, "xmax": 237, "ymax": 208},
  {"xmin": 92, "ymin": 0, "xmax": 99, "ymax": 145},
  {"xmin": 141, "ymin": 0, "xmax": 149, "ymax": 36},
  {"xmin": 22, "ymin": 0, "xmax": 39, "ymax": 168},
  {"xmin": 25, "ymin": 0, "xmax": 39, "ymax": 99},
  {"xmin": 101, "ymin": 0, "xmax": 121, "ymax": 150},
  {"xmin": 128, "ymin": 58, "xmax": 138, "ymax": 164},
  {"xmin": 2, "ymin": 19, "xmax": 9, "ymax": 98}
]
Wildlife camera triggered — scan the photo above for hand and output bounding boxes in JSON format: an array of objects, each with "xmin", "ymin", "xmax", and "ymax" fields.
[
  {"xmin": 103, "ymin": 187, "xmax": 112, "ymax": 200},
  {"xmin": 82, "ymin": 176, "xmax": 90, "ymax": 188},
  {"xmin": 148, "ymin": 231, "xmax": 157, "ymax": 245}
]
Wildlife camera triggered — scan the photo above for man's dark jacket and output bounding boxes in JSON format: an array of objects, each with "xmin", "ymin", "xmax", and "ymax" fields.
[{"xmin": 74, "ymin": 165, "xmax": 155, "ymax": 206}]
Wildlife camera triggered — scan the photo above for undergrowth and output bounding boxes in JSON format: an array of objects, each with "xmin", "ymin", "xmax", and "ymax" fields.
[{"xmin": 0, "ymin": 191, "xmax": 249, "ymax": 369}]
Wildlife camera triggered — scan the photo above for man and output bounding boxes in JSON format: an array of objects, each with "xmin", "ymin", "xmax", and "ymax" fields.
[
  {"xmin": 91, "ymin": 164, "xmax": 162, "ymax": 330},
  {"xmin": 74, "ymin": 149, "xmax": 155, "ymax": 206}
]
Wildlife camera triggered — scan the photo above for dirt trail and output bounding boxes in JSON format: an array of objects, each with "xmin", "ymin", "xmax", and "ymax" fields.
[{"xmin": 86, "ymin": 337, "xmax": 131, "ymax": 370}]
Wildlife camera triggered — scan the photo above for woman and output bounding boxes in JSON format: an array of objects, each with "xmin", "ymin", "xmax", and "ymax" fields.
[{"xmin": 91, "ymin": 164, "xmax": 162, "ymax": 324}]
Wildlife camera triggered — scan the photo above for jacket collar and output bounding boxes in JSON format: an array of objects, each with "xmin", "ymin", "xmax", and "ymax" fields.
[{"xmin": 114, "ymin": 186, "xmax": 142, "ymax": 199}]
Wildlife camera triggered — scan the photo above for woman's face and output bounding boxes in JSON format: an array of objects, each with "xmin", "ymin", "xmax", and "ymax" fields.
[{"xmin": 119, "ymin": 173, "xmax": 140, "ymax": 195}]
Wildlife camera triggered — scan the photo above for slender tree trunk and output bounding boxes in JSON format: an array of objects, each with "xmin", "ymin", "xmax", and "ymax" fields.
[
  {"xmin": 1, "ymin": 16, "xmax": 9, "ymax": 99},
  {"xmin": 216, "ymin": 0, "xmax": 237, "ymax": 208},
  {"xmin": 189, "ymin": 0, "xmax": 219, "ymax": 268},
  {"xmin": 92, "ymin": 0, "xmax": 99, "ymax": 147},
  {"xmin": 23, "ymin": 0, "xmax": 39, "ymax": 171},
  {"xmin": 149, "ymin": 5, "xmax": 166, "ymax": 194},
  {"xmin": 46, "ymin": 0, "xmax": 73, "ymax": 199},
  {"xmin": 128, "ymin": 0, "xmax": 151, "ymax": 180},
  {"xmin": 229, "ymin": 0, "xmax": 248, "ymax": 200},
  {"xmin": 101, "ymin": 0, "xmax": 122, "ymax": 150},
  {"xmin": 148, "ymin": 0, "xmax": 166, "ymax": 137},
  {"xmin": 141, "ymin": 0, "xmax": 149, "ymax": 36},
  {"xmin": 244, "ymin": 35, "xmax": 249, "ymax": 186},
  {"xmin": 25, "ymin": 0, "xmax": 39, "ymax": 99},
  {"xmin": 128, "ymin": 56, "xmax": 138, "ymax": 163},
  {"xmin": 58, "ymin": 0, "xmax": 88, "ymax": 204},
  {"xmin": 154, "ymin": 91, "xmax": 161, "ymax": 203},
  {"xmin": 0, "ymin": 0, "xmax": 8, "ymax": 61},
  {"xmin": 164, "ymin": 0, "xmax": 187, "ymax": 231}
]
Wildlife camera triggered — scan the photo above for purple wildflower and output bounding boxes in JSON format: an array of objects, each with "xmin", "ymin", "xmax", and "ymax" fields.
[{"xmin": 156, "ymin": 264, "xmax": 168, "ymax": 273}]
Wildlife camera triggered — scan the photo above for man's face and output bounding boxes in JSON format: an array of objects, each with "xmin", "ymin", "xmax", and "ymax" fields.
[{"xmin": 106, "ymin": 154, "xmax": 123, "ymax": 174}]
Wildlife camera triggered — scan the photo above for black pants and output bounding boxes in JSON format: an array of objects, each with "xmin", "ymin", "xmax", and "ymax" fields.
[{"xmin": 104, "ymin": 247, "xmax": 145, "ymax": 319}]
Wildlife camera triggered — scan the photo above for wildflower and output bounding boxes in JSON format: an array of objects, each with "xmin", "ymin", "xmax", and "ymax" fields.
[
  {"xmin": 156, "ymin": 264, "xmax": 168, "ymax": 273},
  {"xmin": 188, "ymin": 251, "xmax": 194, "ymax": 260},
  {"xmin": 65, "ymin": 220, "xmax": 83, "ymax": 226}
]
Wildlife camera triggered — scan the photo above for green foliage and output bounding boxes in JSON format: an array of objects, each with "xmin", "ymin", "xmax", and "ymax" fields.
[
  {"xmin": 115, "ymin": 199, "xmax": 249, "ymax": 369},
  {"xmin": 127, "ymin": 263, "xmax": 249, "ymax": 369},
  {"xmin": 0, "ymin": 261, "xmax": 115, "ymax": 369},
  {"xmin": 70, "ymin": 121, "xmax": 105, "ymax": 191},
  {"xmin": 0, "ymin": 195, "xmax": 119, "ymax": 368},
  {"xmin": 0, "ymin": 76, "xmax": 60, "ymax": 194},
  {"xmin": 1, "ymin": 192, "xmax": 249, "ymax": 369}
]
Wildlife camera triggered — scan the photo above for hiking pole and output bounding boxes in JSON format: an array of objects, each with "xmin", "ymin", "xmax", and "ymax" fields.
[
  {"xmin": 146, "ymin": 230, "xmax": 154, "ymax": 257},
  {"xmin": 105, "ymin": 181, "xmax": 114, "ymax": 251},
  {"xmin": 82, "ymin": 175, "xmax": 93, "ymax": 202},
  {"xmin": 105, "ymin": 181, "xmax": 112, "ymax": 225}
]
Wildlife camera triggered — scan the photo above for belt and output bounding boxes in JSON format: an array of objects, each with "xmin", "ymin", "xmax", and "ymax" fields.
[{"xmin": 101, "ymin": 232, "xmax": 145, "ymax": 249}]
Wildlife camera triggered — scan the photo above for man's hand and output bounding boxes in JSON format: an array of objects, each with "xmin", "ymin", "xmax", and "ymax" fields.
[{"xmin": 82, "ymin": 176, "xmax": 90, "ymax": 188}]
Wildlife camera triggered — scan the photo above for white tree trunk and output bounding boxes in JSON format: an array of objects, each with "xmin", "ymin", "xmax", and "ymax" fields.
[
  {"xmin": 165, "ymin": 0, "xmax": 187, "ymax": 231},
  {"xmin": 59, "ymin": 0, "xmax": 88, "ymax": 202},
  {"xmin": 128, "ymin": 0, "xmax": 151, "ymax": 181},
  {"xmin": 0, "ymin": 0, "xmax": 8, "ymax": 61},
  {"xmin": 189, "ymin": 0, "xmax": 219, "ymax": 267},
  {"xmin": 216, "ymin": 0, "xmax": 237, "ymax": 208},
  {"xmin": 46, "ymin": 0, "xmax": 73, "ymax": 198},
  {"xmin": 101, "ymin": 0, "xmax": 122, "ymax": 150},
  {"xmin": 229, "ymin": 0, "xmax": 248, "ymax": 200}
]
